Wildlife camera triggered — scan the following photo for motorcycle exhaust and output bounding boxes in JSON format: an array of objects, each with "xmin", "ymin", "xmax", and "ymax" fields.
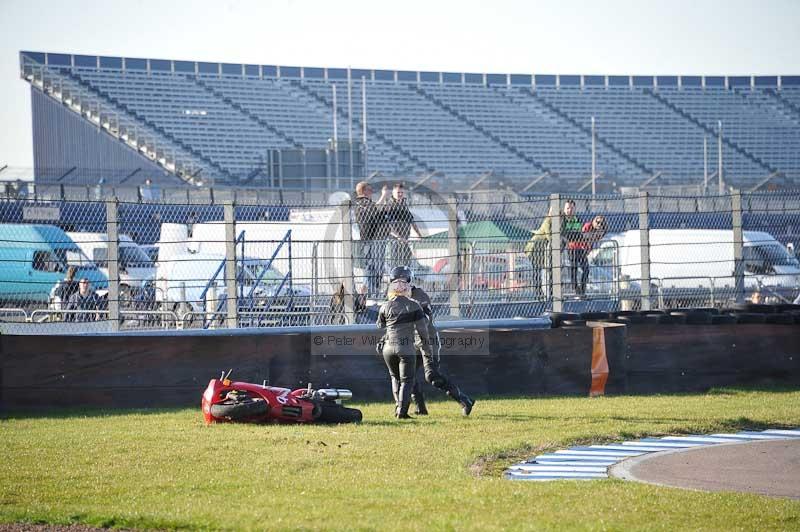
[{"xmin": 314, "ymin": 389, "xmax": 353, "ymax": 401}]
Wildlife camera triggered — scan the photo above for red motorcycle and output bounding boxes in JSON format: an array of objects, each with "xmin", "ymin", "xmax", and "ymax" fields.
[{"xmin": 202, "ymin": 371, "xmax": 363, "ymax": 424}]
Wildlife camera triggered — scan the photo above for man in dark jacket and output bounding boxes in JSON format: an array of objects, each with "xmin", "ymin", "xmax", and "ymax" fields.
[
  {"xmin": 66, "ymin": 278, "xmax": 102, "ymax": 322},
  {"xmin": 54, "ymin": 266, "xmax": 80, "ymax": 308},
  {"xmin": 561, "ymin": 199, "xmax": 586, "ymax": 295},
  {"xmin": 354, "ymin": 181, "xmax": 389, "ymax": 297},
  {"xmin": 390, "ymin": 266, "xmax": 475, "ymax": 416},
  {"xmin": 384, "ymin": 183, "xmax": 421, "ymax": 268}
]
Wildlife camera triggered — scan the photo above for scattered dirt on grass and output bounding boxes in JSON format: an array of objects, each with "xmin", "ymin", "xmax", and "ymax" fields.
[
  {"xmin": 470, "ymin": 442, "xmax": 553, "ymax": 478},
  {"xmin": 470, "ymin": 434, "xmax": 644, "ymax": 478},
  {"xmin": 0, "ymin": 526, "xmax": 135, "ymax": 532}
]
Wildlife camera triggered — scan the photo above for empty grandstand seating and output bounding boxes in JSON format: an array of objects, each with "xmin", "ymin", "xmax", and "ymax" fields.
[{"xmin": 20, "ymin": 52, "xmax": 800, "ymax": 192}]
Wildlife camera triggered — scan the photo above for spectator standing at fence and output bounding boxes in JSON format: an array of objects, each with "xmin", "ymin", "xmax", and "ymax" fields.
[
  {"xmin": 561, "ymin": 200, "xmax": 586, "ymax": 295},
  {"xmin": 54, "ymin": 266, "xmax": 80, "ymax": 309},
  {"xmin": 524, "ymin": 206, "xmax": 554, "ymax": 296},
  {"xmin": 385, "ymin": 183, "xmax": 421, "ymax": 268},
  {"xmin": 66, "ymin": 278, "xmax": 101, "ymax": 322},
  {"xmin": 354, "ymin": 181, "xmax": 389, "ymax": 297},
  {"xmin": 574, "ymin": 215, "xmax": 608, "ymax": 295}
]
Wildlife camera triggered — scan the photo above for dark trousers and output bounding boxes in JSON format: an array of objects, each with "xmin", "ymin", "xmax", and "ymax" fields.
[
  {"xmin": 529, "ymin": 245, "xmax": 549, "ymax": 294},
  {"xmin": 412, "ymin": 354, "xmax": 425, "ymax": 397},
  {"xmin": 568, "ymin": 248, "xmax": 590, "ymax": 295},
  {"xmin": 383, "ymin": 350, "xmax": 416, "ymax": 408},
  {"xmin": 363, "ymin": 240, "xmax": 386, "ymax": 297},
  {"xmin": 387, "ymin": 238, "xmax": 412, "ymax": 269}
]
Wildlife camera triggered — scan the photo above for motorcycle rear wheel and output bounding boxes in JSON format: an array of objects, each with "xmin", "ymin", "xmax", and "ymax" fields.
[{"xmin": 316, "ymin": 403, "xmax": 363, "ymax": 424}]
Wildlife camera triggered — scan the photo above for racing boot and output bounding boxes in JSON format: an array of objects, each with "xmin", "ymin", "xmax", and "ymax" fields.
[
  {"xmin": 412, "ymin": 390, "xmax": 429, "ymax": 416},
  {"xmin": 446, "ymin": 385, "xmax": 475, "ymax": 416},
  {"xmin": 391, "ymin": 377, "xmax": 402, "ymax": 416},
  {"xmin": 391, "ymin": 377, "xmax": 400, "ymax": 403},
  {"xmin": 395, "ymin": 404, "xmax": 412, "ymax": 419},
  {"xmin": 395, "ymin": 380, "xmax": 413, "ymax": 419}
]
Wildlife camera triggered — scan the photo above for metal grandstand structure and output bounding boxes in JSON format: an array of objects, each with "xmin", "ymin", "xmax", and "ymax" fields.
[{"xmin": 18, "ymin": 51, "xmax": 800, "ymax": 194}]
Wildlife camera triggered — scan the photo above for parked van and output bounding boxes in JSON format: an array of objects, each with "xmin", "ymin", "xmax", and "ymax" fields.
[
  {"xmin": 0, "ymin": 224, "xmax": 107, "ymax": 305},
  {"xmin": 588, "ymin": 229, "xmax": 800, "ymax": 303},
  {"xmin": 155, "ymin": 252, "xmax": 311, "ymax": 325},
  {"xmin": 67, "ymin": 232, "xmax": 156, "ymax": 303}
]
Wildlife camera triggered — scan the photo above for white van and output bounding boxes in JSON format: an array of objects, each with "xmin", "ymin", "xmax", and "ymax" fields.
[
  {"xmin": 67, "ymin": 232, "xmax": 156, "ymax": 304},
  {"xmin": 155, "ymin": 251, "xmax": 311, "ymax": 323},
  {"xmin": 589, "ymin": 229, "xmax": 800, "ymax": 303}
]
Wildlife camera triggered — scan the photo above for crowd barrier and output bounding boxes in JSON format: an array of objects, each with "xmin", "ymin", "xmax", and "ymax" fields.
[{"xmin": 2, "ymin": 317, "xmax": 797, "ymax": 411}]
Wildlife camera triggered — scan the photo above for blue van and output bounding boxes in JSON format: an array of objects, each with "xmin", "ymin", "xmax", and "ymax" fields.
[{"xmin": 0, "ymin": 224, "xmax": 108, "ymax": 305}]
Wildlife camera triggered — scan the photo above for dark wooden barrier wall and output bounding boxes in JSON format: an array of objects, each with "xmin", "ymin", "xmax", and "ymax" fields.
[
  {"xmin": 0, "ymin": 319, "xmax": 624, "ymax": 409},
  {"xmin": 624, "ymin": 323, "xmax": 800, "ymax": 393},
  {"xmin": 1, "ymin": 319, "xmax": 797, "ymax": 410}
]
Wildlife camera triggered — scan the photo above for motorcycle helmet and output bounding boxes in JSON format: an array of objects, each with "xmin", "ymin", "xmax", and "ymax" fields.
[{"xmin": 389, "ymin": 265, "xmax": 413, "ymax": 283}]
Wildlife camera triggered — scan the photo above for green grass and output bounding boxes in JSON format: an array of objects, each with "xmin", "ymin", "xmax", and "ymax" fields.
[{"xmin": 2, "ymin": 388, "xmax": 799, "ymax": 531}]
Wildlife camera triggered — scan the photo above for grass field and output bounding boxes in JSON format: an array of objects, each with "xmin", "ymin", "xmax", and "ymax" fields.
[{"xmin": 2, "ymin": 387, "xmax": 800, "ymax": 531}]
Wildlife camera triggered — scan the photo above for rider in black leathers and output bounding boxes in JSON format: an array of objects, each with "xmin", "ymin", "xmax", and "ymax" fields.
[
  {"xmin": 390, "ymin": 266, "xmax": 475, "ymax": 416},
  {"xmin": 377, "ymin": 279, "xmax": 431, "ymax": 419}
]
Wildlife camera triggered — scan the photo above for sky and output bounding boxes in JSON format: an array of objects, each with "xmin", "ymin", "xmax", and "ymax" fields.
[{"xmin": 1, "ymin": 0, "xmax": 799, "ymax": 169}]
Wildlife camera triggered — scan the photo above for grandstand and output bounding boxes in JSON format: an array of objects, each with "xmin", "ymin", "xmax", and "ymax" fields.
[{"xmin": 19, "ymin": 51, "xmax": 800, "ymax": 193}]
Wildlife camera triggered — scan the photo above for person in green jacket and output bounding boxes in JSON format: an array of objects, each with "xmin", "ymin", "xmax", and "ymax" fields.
[
  {"xmin": 524, "ymin": 206, "xmax": 553, "ymax": 296},
  {"xmin": 560, "ymin": 200, "xmax": 586, "ymax": 295}
]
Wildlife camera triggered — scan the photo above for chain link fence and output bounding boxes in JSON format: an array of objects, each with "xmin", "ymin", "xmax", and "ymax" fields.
[{"xmin": 0, "ymin": 186, "xmax": 798, "ymax": 333}]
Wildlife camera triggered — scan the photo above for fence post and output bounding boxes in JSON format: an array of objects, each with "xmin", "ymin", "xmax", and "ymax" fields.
[
  {"xmin": 341, "ymin": 200, "xmax": 356, "ymax": 324},
  {"xmin": 447, "ymin": 196, "xmax": 460, "ymax": 317},
  {"xmin": 638, "ymin": 191, "xmax": 651, "ymax": 311},
  {"xmin": 549, "ymin": 193, "xmax": 563, "ymax": 313},
  {"xmin": 105, "ymin": 198, "xmax": 120, "ymax": 331},
  {"xmin": 223, "ymin": 200, "xmax": 238, "ymax": 328},
  {"xmin": 731, "ymin": 191, "xmax": 745, "ymax": 304}
]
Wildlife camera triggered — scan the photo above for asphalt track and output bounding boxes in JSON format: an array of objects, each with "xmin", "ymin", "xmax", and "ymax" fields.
[
  {"xmin": 610, "ymin": 438, "xmax": 800, "ymax": 500},
  {"xmin": 506, "ymin": 428, "xmax": 800, "ymax": 495}
]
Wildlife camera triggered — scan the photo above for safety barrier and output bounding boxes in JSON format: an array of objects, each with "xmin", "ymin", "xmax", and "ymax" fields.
[
  {"xmin": 1, "ymin": 191, "xmax": 799, "ymax": 335},
  {"xmin": 2, "ymin": 315, "xmax": 798, "ymax": 410}
]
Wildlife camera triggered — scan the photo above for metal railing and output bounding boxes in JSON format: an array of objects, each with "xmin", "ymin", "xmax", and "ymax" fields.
[{"xmin": 0, "ymin": 189, "xmax": 798, "ymax": 335}]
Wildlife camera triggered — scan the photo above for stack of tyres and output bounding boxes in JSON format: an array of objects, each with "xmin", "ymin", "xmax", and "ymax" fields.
[{"xmin": 549, "ymin": 305, "xmax": 799, "ymax": 327}]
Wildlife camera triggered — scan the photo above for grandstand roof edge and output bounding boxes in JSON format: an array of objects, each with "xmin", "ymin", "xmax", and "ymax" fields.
[{"xmin": 18, "ymin": 51, "xmax": 798, "ymax": 86}]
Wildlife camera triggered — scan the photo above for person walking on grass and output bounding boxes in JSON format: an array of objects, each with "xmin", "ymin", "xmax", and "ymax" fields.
[
  {"xmin": 377, "ymin": 275, "xmax": 430, "ymax": 419},
  {"xmin": 391, "ymin": 265, "xmax": 475, "ymax": 417}
]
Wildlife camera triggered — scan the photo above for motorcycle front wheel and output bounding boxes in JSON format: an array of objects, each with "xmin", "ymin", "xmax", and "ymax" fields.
[{"xmin": 210, "ymin": 398, "xmax": 269, "ymax": 421}]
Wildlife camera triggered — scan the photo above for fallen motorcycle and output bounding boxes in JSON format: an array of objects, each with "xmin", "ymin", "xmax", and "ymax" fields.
[{"xmin": 202, "ymin": 371, "xmax": 363, "ymax": 424}]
